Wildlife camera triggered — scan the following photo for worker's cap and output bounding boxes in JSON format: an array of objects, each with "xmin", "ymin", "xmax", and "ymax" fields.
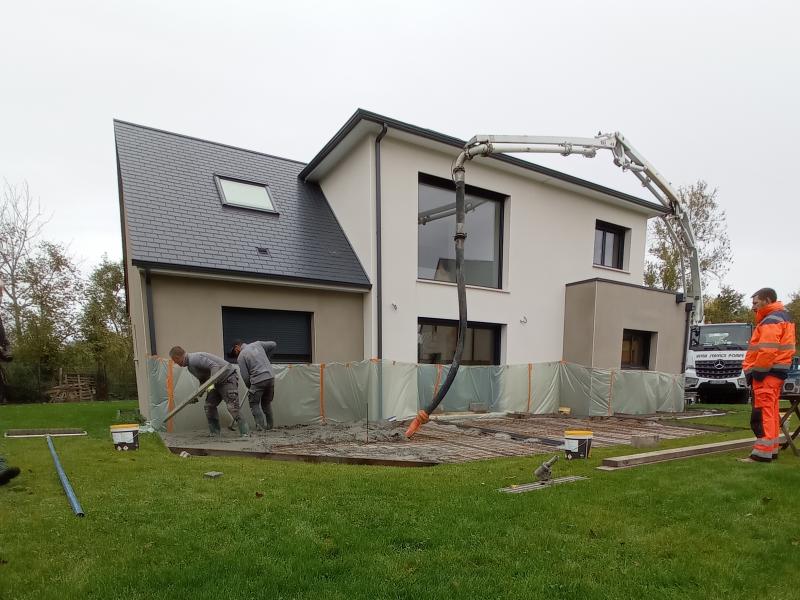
[{"xmin": 228, "ymin": 339, "xmax": 244, "ymax": 358}]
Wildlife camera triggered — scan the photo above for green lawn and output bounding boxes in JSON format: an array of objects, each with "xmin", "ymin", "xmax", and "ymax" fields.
[{"xmin": 1, "ymin": 401, "xmax": 799, "ymax": 600}]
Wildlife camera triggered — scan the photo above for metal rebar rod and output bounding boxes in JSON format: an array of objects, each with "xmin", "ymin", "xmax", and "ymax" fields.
[{"xmin": 46, "ymin": 435, "xmax": 85, "ymax": 517}]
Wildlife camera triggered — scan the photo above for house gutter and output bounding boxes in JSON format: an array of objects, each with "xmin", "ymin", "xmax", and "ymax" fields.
[
  {"xmin": 375, "ymin": 124, "xmax": 388, "ymax": 421},
  {"xmin": 375, "ymin": 124, "xmax": 388, "ymax": 359},
  {"xmin": 299, "ymin": 109, "xmax": 668, "ymax": 215}
]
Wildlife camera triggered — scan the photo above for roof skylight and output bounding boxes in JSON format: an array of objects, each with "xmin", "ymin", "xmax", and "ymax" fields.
[{"xmin": 216, "ymin": 176, "xmax": 276, "ymax": 212}]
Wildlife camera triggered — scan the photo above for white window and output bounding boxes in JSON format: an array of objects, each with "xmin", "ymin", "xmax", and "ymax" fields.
[{"xmin": 215, "ymin": 176, "xmax": 276, "ymax": 212}]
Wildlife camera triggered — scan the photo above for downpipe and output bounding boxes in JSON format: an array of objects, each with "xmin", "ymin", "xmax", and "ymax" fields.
[{"xmin": 405, "ymin": 166, "xmax": 468, "ymax": 438}]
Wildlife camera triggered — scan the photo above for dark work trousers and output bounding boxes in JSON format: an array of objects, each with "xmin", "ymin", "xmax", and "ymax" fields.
[
  {"xmin": 204, "ymin": 376, "xmax": 240, "ymax": 434},
  {"xmin": 248, "ymin": 378, "xmax": 275, "ymax": 430}
]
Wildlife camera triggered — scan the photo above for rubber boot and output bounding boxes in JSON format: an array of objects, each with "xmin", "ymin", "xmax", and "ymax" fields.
[
  {"xmin": 252, "ymin": 410, "xmax": 267, "ymax": 431},
  {"xmin": 237, "ymin": 417, "xmax": 250, "ymax": 437},
  {"xmin": 264, "ymin": 403, "xmax": 274, "ymax": 431},
  {"xmin": 0, "ymin": 456, "xmax": 20, "ymax": 486},
  {"xmin": 208, "ymin": 417, "xmax": 221, "ymax": 437}
]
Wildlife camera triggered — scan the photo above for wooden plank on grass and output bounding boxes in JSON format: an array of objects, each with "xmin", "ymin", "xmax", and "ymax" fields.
[
  {"xmin": 166, "ymin": 445, "xmax": 439, "ymax": 467},
  {"xmin": 5, "ymin": 428, "xmax": 87, "ymax": 438},
  {"xmin": 601, "ymin": 437, "xmax": 759, "ymax": 468}
]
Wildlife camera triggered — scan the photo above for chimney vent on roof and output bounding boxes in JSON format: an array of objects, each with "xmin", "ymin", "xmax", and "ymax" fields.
[{"xmin": 256, "ymin": 246, "xmax": 270, "ymax": 256}]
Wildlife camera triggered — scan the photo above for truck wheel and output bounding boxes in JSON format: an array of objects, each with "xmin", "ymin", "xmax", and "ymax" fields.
[{"xmin": 736, "ymin": 390, "xmax": 750, "ymax": 404}]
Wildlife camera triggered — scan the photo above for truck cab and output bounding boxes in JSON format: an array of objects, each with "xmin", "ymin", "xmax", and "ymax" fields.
[
  {"xmin": 684, "ymin": 322, "xmax": 752, "ymax": 403},
  {"xmin": 782, "ymin": 356, "xmax": 800, "ymax": 399}
]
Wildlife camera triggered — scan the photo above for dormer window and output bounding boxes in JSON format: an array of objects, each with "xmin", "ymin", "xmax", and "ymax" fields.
[{"xmin": 215, "ymin": 175, "xmax": 277, "ymax": 213}]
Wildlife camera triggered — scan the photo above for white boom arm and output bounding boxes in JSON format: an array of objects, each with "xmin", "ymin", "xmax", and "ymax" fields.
[{"xmin": 453, "ymin": 132, "xmax": 704, "ymax": 324}]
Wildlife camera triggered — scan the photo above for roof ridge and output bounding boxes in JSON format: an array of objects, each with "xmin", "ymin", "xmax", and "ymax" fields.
[
  {"xmin": 113, "ymin": 119, "xmax": 308, "ymax": 166},
  {"xmin": 299, "ymin": 109, "xmax": 666, "ymax": 214}
]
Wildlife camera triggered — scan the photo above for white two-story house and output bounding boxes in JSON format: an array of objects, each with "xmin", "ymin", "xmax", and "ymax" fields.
[{"xmin": 115, "ymin": 109, "xmax": 687, "ymax": 419}]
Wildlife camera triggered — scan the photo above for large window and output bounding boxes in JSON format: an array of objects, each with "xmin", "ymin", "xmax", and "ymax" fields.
[
  {"xmin": 222, "ymin": 307, "xmax": 311, "ymax": 363},
  {"xmin": 621, "ymin": 329, "xmax": 651, "ymax": 370},
  {"xmin": 417, "ymin": 318, "xmax": 501, "ymax": 366},
  {"xmin": 215, "ymin": 175, "xmax": 277, "ymax": 213},
  {"xmin": 594, "ymin": 220, "xmax": 627, "ymax": 269},
  {"xmin": 418, "ymin": 174, "xmax": 504, "ymax": 289}
]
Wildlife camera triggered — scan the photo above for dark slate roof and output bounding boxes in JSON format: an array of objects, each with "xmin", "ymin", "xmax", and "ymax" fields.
[{"xmin": 114, "ymin": 121, "xmax": 370, "ymax": 289}]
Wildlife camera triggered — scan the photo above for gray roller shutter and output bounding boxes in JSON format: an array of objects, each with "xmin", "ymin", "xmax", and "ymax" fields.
[{"xmin": 222, "ymin": 307, "xmax": 312, "ymax": 363}]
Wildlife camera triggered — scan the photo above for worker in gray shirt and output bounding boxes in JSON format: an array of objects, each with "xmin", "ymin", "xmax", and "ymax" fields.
[
  {"xmin": 230, "ymin": 340, "xmax": 276, "ymax": 431},
  {"xmin": 169, "ymin": 346, "xmax": 248, "ymax": 437}
]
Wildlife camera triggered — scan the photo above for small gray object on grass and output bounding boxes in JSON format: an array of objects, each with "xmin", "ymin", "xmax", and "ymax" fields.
[
  {"xmin": 179, "ymin": 451, "xmax": 191, "ymax": 458},
  {"xmin": 204, "ymin": 471, "xmax": 224, "ymax": 478},
  {"xmin": 631, "ymin": 434, "xmax": 660, "ymax": 448}
]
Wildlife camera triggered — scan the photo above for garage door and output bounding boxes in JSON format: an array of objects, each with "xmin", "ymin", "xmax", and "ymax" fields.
[{"xmin": 222, "ymin": 307, "xmax": 312, "ymax": 363}]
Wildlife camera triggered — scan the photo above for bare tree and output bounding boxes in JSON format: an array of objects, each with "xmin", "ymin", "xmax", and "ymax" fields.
[{"xmin": 0, "ymin": 180, "xmax": 50, "ymax": 338}]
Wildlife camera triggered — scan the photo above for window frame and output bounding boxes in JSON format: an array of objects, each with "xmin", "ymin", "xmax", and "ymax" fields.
[
  {"xmin": 221, "ymin": 306, "xmax": 312, "ymax": 364},
  {"xmin": 621, "ymin": 328, "xmax": 652, "ymax": 370},
  {"xmin": 417, "ymin": 173, "xmax": 505, "ymax": 290},
  {"xmin": 417, "ymin": 317, "xmax": 502, "ymax": 366},
  {"xmin": 593, "ymin": 220, "xmax": 627, "ymax": 270},
  {"xmin": 214, "ymin": 174, "xmax": 279, "ymax": 214}
]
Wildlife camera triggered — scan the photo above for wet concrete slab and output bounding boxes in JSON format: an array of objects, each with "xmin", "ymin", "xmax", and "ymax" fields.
[{"xmin": 161, "ymin": 413, "xmax": 709, "ymax": 466}]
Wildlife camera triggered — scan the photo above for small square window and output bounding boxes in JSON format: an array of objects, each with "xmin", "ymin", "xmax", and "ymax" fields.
[
  {"xmin": 621, "ymin": 329, "xmax": 652, "ymax": 370},
  {"xmin": 594, "ymin": 220, "xmax": 627, "ymax": 269},
  {"xmin": 215, "ymin": 176, "xmax": 276, "ymax": 212}
]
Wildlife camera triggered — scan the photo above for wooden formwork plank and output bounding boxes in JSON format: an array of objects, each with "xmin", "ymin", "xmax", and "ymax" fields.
[
  {"xmin": 600, "ymin": 437, "xmax": 760, "ymax": 469},
  {"xmin": 166, "ymin": 445, "xmax": 438, "ymax": 467}
]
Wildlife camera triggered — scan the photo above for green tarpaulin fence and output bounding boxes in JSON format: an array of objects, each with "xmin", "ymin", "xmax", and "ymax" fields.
[{"xmin": 147, "ymin": 357, "xmax": 684, "ymax": 432}]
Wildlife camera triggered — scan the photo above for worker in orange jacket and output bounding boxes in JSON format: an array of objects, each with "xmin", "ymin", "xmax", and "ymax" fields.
[{"xmin": 742, "ymin": 287, "xmax": 796, "ymax": 462}]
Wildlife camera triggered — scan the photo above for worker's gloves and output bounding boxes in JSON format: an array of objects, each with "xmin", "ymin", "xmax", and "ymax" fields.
[{"xmin": 745, "ymin": 373, "xmax": 753, "ymax": 386}]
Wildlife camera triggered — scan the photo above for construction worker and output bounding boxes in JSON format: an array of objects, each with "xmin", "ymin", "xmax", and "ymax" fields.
[
  {"xmin": 230, "ymin": 340, "xmax": 277, "ymax": 431},
  {"xmin": 168, "ymin": 346, "xmax": 248, "ymax": 437},
  {"xmin": 742, "ymin": 288, "xmax": 796, "ymax": 462},
  {"xmin": 0, "ymin": 276, "xmax": 20, "ymax": 485}
]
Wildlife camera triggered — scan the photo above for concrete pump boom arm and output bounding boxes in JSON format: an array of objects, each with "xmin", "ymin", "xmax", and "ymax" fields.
[{"xmin": 455, "ymin": 132, "xmax": 704, "ymax": 324}]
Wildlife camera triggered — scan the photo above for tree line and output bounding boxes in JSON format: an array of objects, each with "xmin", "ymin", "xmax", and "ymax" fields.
[
  {"xmin": 1, "ymin": 181, "xmax": 134, "ymax": 402},
  {"xmin": 644, "ymin": 180, "xmax": 799, "ymax": 344}
]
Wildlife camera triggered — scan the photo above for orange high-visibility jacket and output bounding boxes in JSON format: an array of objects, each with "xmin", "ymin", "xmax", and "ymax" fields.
[{"xmin": 743, "ymin": 301, "xmax": 796, "ymax": 380}]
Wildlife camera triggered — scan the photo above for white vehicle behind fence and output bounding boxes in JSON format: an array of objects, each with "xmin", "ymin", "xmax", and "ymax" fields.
[
  {"xmin": 684, "ymin": 323, "xmax": 753, "ymax": 404},
  {"xmin": 782, "ymin": 356, "xmax": 800, "ymax": 399}
]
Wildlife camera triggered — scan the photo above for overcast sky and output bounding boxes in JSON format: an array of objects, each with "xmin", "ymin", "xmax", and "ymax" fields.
[{"xmin": 1, "ymin": 0, "xmax": 798, "ymax": 300}]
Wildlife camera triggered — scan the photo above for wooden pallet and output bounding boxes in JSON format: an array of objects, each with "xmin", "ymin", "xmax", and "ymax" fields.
[{"xmin": 47, "ymin": 372, "xmax": 95, "ymax": 402}]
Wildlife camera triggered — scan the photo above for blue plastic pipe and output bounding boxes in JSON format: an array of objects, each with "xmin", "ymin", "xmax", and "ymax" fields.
[{"xmin": 46, "ymin": 435, "xmax": 85, "ymax": 517}]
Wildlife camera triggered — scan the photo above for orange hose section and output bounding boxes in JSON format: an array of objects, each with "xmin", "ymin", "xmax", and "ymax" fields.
[
  {"xmin": 320, "ymin": 363, "xmax": 326, "ymax": 422},
  {"xmin": 433, "ymin": 364, "xmax": 443, "ymax": 397},
  {"xmin": 527, "ymin": 363, "xmax": 533, "ymax": 413},
  {"xmin": 404, "ymin": 410, "xmax": 430, "ymax": 439},
  {"xmin": 166, "ymin": 360, "xmax": 175, "ymax": 433}
]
